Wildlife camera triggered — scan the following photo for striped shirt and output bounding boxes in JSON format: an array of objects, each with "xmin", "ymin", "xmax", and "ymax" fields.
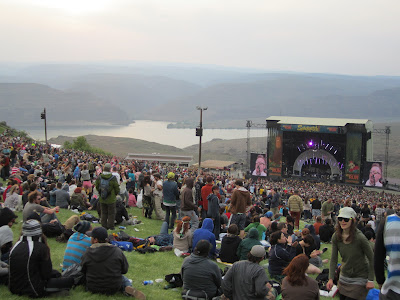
[
  {"xmin": 382, "ymin": 214, "xmax": 400, "ymax": 295},
  {"xmin": 62, "ymin": 232, "xmax": 92, "ymax": 271}
]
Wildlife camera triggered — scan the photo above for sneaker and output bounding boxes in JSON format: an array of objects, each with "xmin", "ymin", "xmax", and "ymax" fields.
[
  {"xmin": 124, "ymin": 286, "xmax": 146, "ymax": 299},
  {"xmin": 181, "ymin": 252, "xmax": 190, "ymax": 257}
]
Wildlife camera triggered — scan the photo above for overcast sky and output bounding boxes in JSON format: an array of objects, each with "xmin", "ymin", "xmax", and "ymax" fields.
[{"xmin": 1, "ymin": 0, "xmax": 400, "ymax": 75}]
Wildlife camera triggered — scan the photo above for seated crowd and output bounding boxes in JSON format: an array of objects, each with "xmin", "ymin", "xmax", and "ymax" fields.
[{"xmin": 0, "ymin": 132, "xmax": 399, "ymax": 300}]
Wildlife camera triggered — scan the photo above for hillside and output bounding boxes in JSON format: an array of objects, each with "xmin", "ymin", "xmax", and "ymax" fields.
[
  {"xmin": 0, "ymin": 83, "xmax": 131, "ymax": 127},
  {"xmin": 48, "ymin": 135, "xmax": 189, "ymax": 159}
]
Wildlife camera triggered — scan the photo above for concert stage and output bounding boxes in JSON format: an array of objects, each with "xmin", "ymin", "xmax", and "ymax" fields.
[{"xmin": 265, "ymin": 116, "xmax": 374, "ymax": 184}]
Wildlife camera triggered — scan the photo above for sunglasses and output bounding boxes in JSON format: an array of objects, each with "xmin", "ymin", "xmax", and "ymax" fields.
[{"xmin": 338, "ymin": 217, "xmax": 351, "ymax": 222}]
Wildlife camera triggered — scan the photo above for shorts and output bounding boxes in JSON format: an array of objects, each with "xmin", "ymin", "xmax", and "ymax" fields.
[
  {"xmin": 230, "ymin": 214, "xmax": 246, "ymax": 231},
  {"xmin": 312, "ymin": 209, "xmax": 321, "ymax": 217}
]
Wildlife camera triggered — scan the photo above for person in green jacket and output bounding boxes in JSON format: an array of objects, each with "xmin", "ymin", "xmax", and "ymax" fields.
[
  {"xmin": 244, "ymin": 216, "xmax": 267, "ymax": 241},
  {"xmin": 95, "ymin": 163, "xmax": 120, "ymax": 230},
  {"xmin": 326, "ymin": 207, "xmax": 374, "ymax": 300},
  {"xmin": 237, "ymin": 228, "xmax": 263, "ymax": 260}
]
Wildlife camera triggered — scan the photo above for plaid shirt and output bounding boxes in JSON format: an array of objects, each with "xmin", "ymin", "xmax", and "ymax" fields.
[{"xmin": 375, "ymin": 207, "xmax": 385, "ymax": 221}]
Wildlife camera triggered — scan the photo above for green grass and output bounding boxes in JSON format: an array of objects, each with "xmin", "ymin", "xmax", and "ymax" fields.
[{"xmin": 0, "ymin": 207, "xmax": 341, "ymax": 300}]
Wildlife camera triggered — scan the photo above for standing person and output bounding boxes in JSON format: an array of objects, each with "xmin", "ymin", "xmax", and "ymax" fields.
[
  {"xmin": 222, "ymin": 245, "xmax": 275, "ymax": 300},
  {"xmin": 303, "ymin": 197, "xmax": 312, "ymax": 222},
  {"xmin": 142, "ymin": 175, "xmax": 153, "ymax": 219},
  {"xmin": 80, "ymin": 227, "xmax": 146, "ymax": 299},
  {"xmin": 374, "ymin": 203, "xmax": 385, "ymax": 231},
  {"xmin": 200, "ymin": 176, "xmax": 215, "ymax": 220},
  {"xmin": 270, "ymin": 188, "xmax": 280, "ymax": 216},
  {"xmin": 163, "ymin": 172, "xmax": 179, "ymax": 229},
  {"xmin": 152, "ymin": 173, "xmax": 165, "ymax": 220},
  {"xmin": 281, "ymin": 254, "xmax": 320, "ymax": 300},
  {"xmin": 288, "ymin": 190, "xmax": 303, "ymax": 230},
  {"xmin": 230, "ymin": 179, "xmax": 252, "ymax": 238},
  {"xmin": 326, "ymin": 207, "xmax": 374, "ymax": 300},
  {"xmin": 207, "ymin": 185, "xmax": 221, "ymax": 240},
  {"xmin": 95, "ymin": 163, "xmax": 119, "ymax": 230},
  {"xmin": 374, "ymin": 209, "xmax": 400, "ymax": 300},
  {"xmin": 180, "ymin": 177, "xmax": 199, "ymax": 231},
  {"xmin": 321, "ymin": 198, "xmax": 334, "ymax": 222},
  {"xmin": 81, "ymin": 165, "xmax": 92, "ymax": 194},
  {"xmin": 312, "ymin": 196, "xmax": 322, "ymax": 221}
]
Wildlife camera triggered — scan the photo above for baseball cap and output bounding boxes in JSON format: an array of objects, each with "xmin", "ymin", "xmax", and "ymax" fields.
[{"xmin": 337, "ymin": 207, "xmax": 357, "ymax": 219}]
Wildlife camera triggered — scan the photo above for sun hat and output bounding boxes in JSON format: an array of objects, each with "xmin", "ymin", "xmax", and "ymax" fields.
[
  {"xmin": 250, "ymin": 245, "xmax": 266, "ymax": 258},
  {"xmin": 337, "ymin": 207, "xmax": 357, "ymax": 219}
]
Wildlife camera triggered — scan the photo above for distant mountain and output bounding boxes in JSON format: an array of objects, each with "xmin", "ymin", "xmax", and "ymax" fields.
[
  {"xmin": 65, "ymin": 73, "xmax": 201, "ymax": 118},
  {"xmin": 148, "ymin": 75, "xmax": 400, "ymax": 123},
  {"xmin": 1, "ymin": 62, "xmax": 400, "ymax": 127},
  {"xmin": 0, "ymin": 83, "xmax": 131, "ymax": 127}
]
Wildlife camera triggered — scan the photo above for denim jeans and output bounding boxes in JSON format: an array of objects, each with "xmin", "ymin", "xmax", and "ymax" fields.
[
  {"xmin": 164, "ymin": 205, "xmax": 176, "ymax": 228},
  {"xmin": 121, "ymin": 275, "xmax": 132, "ymax": 290}
]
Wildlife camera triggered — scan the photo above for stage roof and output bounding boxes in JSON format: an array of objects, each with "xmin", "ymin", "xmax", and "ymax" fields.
[
  {"xmin": 192, "ymin": 160, "xmax": 237, "ymax": 169},
  {"xmin": 266, "ymin": 116, "xmax": 371, "ymax": 127}
]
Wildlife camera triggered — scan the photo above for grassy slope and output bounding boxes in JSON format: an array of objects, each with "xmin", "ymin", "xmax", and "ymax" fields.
[{"xmin": 0, "ymin": 206, "xmax": 340, "ymax": 300}]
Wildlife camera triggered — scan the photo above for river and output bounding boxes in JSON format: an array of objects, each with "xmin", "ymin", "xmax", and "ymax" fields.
[{"xmin": 16, "ymin": 120, "xmax": 267, "ymax": 148}]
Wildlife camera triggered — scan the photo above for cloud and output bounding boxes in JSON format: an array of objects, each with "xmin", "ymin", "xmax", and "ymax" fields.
[{"xmin": 0, "ymin": 0, "xmax": 399, "ymax": 75}]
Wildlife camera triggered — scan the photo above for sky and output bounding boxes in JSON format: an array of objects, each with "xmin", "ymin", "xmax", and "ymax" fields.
[{"xmin": 1, "ymin": 0, "xmax": 400, "ymax": 76}]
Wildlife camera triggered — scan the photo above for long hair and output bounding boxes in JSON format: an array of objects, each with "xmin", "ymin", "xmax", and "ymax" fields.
[
  {"xmin": 335, "ymin": 218, "xmax": 357, "ymax": 243},
  {"xmin": 283, "ymin": 254, "xmax": 309, "ymax": 286},
  {"xmin": 175, "ymin": 216, "xmax": 191, "ymax": 236}
]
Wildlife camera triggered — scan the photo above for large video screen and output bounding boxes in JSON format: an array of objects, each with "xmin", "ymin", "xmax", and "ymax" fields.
[
  {"xmin": 363, "ymin": 161, "xmax": 384, "ymax": 187},
  {"xmin": 250, "ymin": 153, "xmax": 267, "ymax": 177}
]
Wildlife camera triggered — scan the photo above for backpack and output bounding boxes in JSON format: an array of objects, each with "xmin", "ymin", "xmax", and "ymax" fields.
[{"xmin": 99, "ymin": 175, "xmax": 114, "ymax": 199}]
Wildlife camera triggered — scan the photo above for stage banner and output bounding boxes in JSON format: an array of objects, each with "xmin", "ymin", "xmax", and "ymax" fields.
[
  {"xmin": 250, "ymin": 153, "xmax": 267, "ymax": 177},
  {"xmin": 280, "ymin": 124, "xmax": 340, "ymax": 134},
  {"xmin": 363, "ymin": 161, "xmax": 384, "ymax": 187},
  {"xmin": 268, "ymin": 133, "xmax": 283, "ymax": 176},
  {"xmin": 345, "ymin": 132, "xmax": 362, "ymax": 184}
]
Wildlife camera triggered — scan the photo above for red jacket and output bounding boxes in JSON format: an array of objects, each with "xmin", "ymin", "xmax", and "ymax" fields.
[{"xmin": 200, "ymin": 183, "xmax": 220, "ymax": 211}]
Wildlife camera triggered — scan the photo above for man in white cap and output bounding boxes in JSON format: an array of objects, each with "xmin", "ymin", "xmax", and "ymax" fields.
[{"xmin": 222, "ymin": 245, "xmax": 276, "ymax": 299}]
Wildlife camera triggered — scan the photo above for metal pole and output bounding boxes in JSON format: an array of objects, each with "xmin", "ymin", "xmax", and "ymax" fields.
[
  {"xmin": 246, "ymin": 120, "xmax": 252, "ymax": 170},
  {"xmin": 384, "ymin": 126, "xmax": 390, "ymax": 180},
  {"xmin": 44, "ymin": 108, "xmax": 48, "ymax": 145},
  {"xmin": 199, "ymin": 109, "xmax": 203, "ymax": 173}
]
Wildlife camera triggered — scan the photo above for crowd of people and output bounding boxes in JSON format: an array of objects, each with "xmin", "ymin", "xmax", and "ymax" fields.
[{"xmin": 0, "ymin": 132, "xmax": 400, "ymax": 300}]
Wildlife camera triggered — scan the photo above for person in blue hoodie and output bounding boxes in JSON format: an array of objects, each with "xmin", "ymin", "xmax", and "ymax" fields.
[{"xmin": 192, "ymin": 218, "xmax": 216, "ymax": 258}]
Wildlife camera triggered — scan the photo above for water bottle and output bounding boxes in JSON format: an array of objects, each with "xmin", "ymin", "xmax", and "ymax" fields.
[
  {"xmin": 142, "ymin": 280, "xmax": 154, "ymax": 285},
  {"xmin": 119, "ymin": 226, "xmax": 126, "ymax": 229}
]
